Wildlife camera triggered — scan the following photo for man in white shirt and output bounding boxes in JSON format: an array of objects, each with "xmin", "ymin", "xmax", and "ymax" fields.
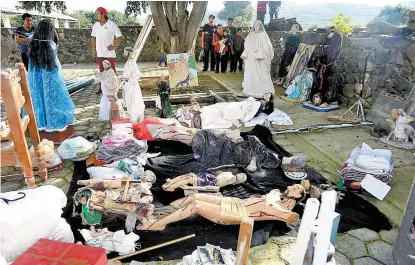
[{"xmin": 91, "ymin": 7, "xmax": 122, "ymax": 94}]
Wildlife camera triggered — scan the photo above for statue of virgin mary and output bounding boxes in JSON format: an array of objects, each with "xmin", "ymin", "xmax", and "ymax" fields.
[{"xmin": 241, "ymin": 20, "xmax": 275, "ymax": 98}]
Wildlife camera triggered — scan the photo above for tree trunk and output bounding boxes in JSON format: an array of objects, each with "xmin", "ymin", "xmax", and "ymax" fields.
[{"xmin": 150, "ymin": 1, "xmax": 207, "ymax": 54}]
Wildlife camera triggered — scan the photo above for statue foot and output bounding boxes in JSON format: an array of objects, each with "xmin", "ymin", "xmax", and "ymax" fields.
[
  {"xmin": 138, "ymin": 218, "xmax": 165, "ymax": 231},
  {"xmin": 286, "ymin": 213, "xmax": 300, "ymax": 223}
]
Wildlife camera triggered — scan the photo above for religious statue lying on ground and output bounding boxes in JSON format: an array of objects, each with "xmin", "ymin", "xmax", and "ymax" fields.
[
  {"xmin": 74, "ymin": 175, "xmax": 156, "ymax": 232},
  {"xmin": 308, "ymin": 27, "xmax": 343, "ymax": 106},
  {"xmin": 138, "ymin": 184, "xmax": 305, "ymax": 230},
  {"xmin": 97, "ymin": 60, "xmax": 124, "ymax": 121},
  {"xmin": 281, "ymin": 69, "xmax": 314, "ymax": 103},
  {"xmin": 156, "ymin": 76, "xmax": 173, "ymax": 118},
  {"xmin": 380, "ymin": 108, "xmax": 415, "ymax": 149},
  {"xmin": 162, "ymin": 170, "xmax": 247, "ymax": 192},
  {"xmin": 242, "ymin": 20, "xmax": 275, "ymax": 98},
  {"xmin": 121, "ymin": 47, "xmax": 145, "ymax": 123},
  {"xmin": 176, "ymin": 98, "xmax": 202, "ymax": 128}
]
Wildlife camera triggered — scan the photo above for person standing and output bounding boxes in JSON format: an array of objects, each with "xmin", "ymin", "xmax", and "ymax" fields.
[
  {"xmin": 27, "ymin": 19, "xmax": 75, "ymax": 132},
  {"xmin": 257, "ymin": 1, "xmax": 268, "ymax": 24},
  {"xmin": 91, "ymin": 7, "xmax": 122, "ymax": 94},
  {"xmin": 213, "ymin": 24, "xmax": 229, "ymax": 73},
  {"xmin": 201, "ymin": 15, "xmax": 216, "ymax": 72},
  {"xmin": 268, "ymin": 1, "xmax": 281, "ymax": 19},
  {"xmin": 276, "ymin": 24, "xmax": 300, "ymax": 82},
  {"xmin": 225, "ymin": 18, "xmax": 236, "ymax": 71},
  {"xmin": 230, "ymin": 28, "xmax": 245, "ymax": 73},
  {"xmin": 13, "ymin": 13, "xmax": 35, "ymax": 70}
]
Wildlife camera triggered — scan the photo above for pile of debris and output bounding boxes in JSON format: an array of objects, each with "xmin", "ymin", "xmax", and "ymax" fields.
[{"xmin": 267, "ymin": 17, "xmax": 302, "ymax": 31}]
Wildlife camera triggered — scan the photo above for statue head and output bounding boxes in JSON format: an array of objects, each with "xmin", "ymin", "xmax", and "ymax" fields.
[
  {"xmin": 285, "ymin": 184, "xmax": 305, "ymax": 199},
  {"xmin": 124, "ymin": 47, "xmax": 135, "ymax": 59},
  {"xmin": 102, "ymin": 59, "xmax": 112, "ymax": 71},
  {"xmin": 290, "ymin": 23, "xmax": 299, "ymax": 33},
  {"xmin": 252, "ymin": 20, "xmax": 265, "ymax": 33}
]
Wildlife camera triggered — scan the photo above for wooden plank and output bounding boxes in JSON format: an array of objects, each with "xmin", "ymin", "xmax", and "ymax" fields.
[
  {"xmin": 290, "ymin": 198, "xmax": 320, "ymax": 265},
  {"xmin": 235, "ymin": 217, "xmax": 254, "ymax": 265}
]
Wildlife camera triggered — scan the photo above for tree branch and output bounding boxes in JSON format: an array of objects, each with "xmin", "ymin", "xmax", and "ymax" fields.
[
  {"xmin": 150, "ymin": 1, "xmax": 171, "ymax": 45},
  {"xmin": 185, "ymin": 1, "xmax": 207, "ymax": 52},
  {"xmin": 167, "ymin": 1, "xmax": 177, "ymax": 32}
]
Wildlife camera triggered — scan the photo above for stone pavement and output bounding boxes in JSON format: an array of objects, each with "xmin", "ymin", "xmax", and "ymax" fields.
[{"xmin": 0, "ymin": 62, "xmax": 409, "ymax": 265}]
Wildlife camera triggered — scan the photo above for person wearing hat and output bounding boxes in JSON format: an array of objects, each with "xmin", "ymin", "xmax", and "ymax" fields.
[
  {"xmin": 201, "ymin": 14, "xmax": 216, "ymax": 72},
  {"xmin": 91, "ymin": 7, "xmax": 123, "ymax": 94}
]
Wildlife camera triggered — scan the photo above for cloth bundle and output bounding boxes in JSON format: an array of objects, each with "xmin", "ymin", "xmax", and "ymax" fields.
[
  {"xmin": 192, "ymin": 130, "xmax": 280, "ymax": 169},
  {"xmin": 80, "ymin": 229, "xmax": 139, "ymax": 255},
  {"xmin": 58, "ymin": 136, "xmax": 95, "ymax": 159},
  {"xmin": 175, "ymin": 244, "xmax": 236, "ymax": 265},
  {"xmin": 339, "ymin": 143, "xmax": 393, "ymax": 183},
  {"xmin": 97, "ymin": 138, "xmax": 147, "ymax": 163}
]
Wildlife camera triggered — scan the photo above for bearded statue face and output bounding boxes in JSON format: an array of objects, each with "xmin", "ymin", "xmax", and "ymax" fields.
[{"xmin": 102, "ymin": 60, "xmax": 111, "ymax": 71}]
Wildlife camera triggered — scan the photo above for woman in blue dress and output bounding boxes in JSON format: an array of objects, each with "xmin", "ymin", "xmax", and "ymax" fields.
[{"xmin": 28, "ymin": 19, "xmax": 75, "ymax": 132}]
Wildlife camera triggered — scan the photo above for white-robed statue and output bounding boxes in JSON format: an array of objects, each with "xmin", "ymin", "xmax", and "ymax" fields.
[
  {"xmin": 242, "ymin": 20, "xmax": 275, "ymax": 98},
  {"xmin": 121, "ymin": 47, "xmax": 145, "ymax": 122},
  {"xmin": 97, "ymin": 60, "xmax": 124, "ymax": 121}
]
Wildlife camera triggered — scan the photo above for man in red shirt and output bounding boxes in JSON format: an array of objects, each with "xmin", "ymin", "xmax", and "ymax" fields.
[
  {"xmin": 257, "ymin": 1, "xmax": 268, "ymax": 24},
  {"xmin": 212, "ymin": 24, "xmax": 230, "ymax": 73}
]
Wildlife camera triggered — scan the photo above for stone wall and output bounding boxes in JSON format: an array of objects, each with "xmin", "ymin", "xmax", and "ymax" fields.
[
  {"xmin": 1, "ymin": 26, "xmax": 161, "ymax": 66},
  {"xmin": 267, "ymin": 30, "xmax": 415, "ymax": 107}
]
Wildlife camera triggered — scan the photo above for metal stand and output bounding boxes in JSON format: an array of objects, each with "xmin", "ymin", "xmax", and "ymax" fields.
[{"xmin": 328, "ymin": 47, "xmax": 375, "ymax": 123}]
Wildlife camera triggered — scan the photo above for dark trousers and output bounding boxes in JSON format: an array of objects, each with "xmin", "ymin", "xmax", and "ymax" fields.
[
  {"xmin": 231, "ymin": 50, "xmax": 243, "ymax": 72},
  {"xmin": 21, "ymin": 53, "xmax": 29, "ymax": 71},
  {"xmin": 158, "ymin": 52, "xmax": 167, "ymax": 66},
  {"xmin": 228, "ymin": 52, "xmax": 235, "ymax": 70},
  {"xmin": 278, "ymin": 52, "xmax": 296, "ymax": 78},
  {"xmin": 203, "ymin": 44, "xmax": 216, "ymax": 71},
  {"xmin": 215, "ymin": 51, "xmax": 229, "ymax": 73},
  {"xmin": 257, "ymin": 12, "xmax": 266, "ymax": 24}
]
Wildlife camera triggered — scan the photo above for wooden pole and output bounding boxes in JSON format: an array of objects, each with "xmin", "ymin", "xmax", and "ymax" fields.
[{"xmin": 235, "ymin": 217, "xmax": 254, "ymax": 265}]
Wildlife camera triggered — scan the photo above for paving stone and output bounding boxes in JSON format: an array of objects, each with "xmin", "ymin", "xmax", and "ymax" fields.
[
  {"xmin": 379, "ymin": 229, "xmax": 398, "ymax": 245},
  {"xmin": 367, "ymin": 241, "xmax": 395, "ymax": 265},
  {"xmin": 1, "ymin": 181, "xmax": 22, "ymax": 192},
  {"xmin": 347, "ymin": 228, "xmax": 380, "ymax": 242},
  {"xmin": 334, "ymin": 252, "xmax": 351, "ymax": 265},
  {"xmin": 49, "ymin": 168, "xmax": 73, "ymax": 179},
  {"xmin": 43, "ymin": 177, "xmax": 67, "ymax": 188},
  {"xmin": 334, "ymin": 234, "xmax": 368, "ymax": 259},
  {"xmin": 353, "ymin": 257, "xmax": 383, "ymax": 265},
  {"xmin": 75, "ymin": 125, "xmax": 90, "ymax": 131}
]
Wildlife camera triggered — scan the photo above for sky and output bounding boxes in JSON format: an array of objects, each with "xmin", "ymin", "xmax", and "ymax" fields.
[{"xmin": 2, "ymin": 0, "xmax": 413, "ymax": 13}]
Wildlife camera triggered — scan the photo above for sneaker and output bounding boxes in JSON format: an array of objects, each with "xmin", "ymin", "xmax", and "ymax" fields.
[
  {"xmin": 202, "ymin": 69, "xmax": 208, "ymax": 72},
  {"xmin": 215, "ymin": 71, "xmax": 219, "ymax": 73},
  {"xmin": 239, "ymin": 70, "xmax": 243, "ymax": 73}
]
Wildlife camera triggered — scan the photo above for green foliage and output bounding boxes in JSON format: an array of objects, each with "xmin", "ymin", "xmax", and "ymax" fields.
[
  {"xmin": 125, "ymin": 1, "xmax": 150, "ymax": 17},
  {"xmin": 374, "ymin": 5, "xmax": 411, "ymax": 25},
  {"xmin": 329, "ymin": 13, "xmax": 354, "ymax": 35},
  {"xmin": 16, "ymin": 1, "xmax": 67, "ymax": 13},
  {"xmin": 217, "ymin": 1, "xmax": 254, "ymax": 27},
  {"xmin": 68, "ymin": 10, "xmax": 140, "ymax": 28}
]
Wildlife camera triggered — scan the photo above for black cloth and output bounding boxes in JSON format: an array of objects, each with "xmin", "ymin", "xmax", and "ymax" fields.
[
  {"xmin": 203, "ymin": 44, "xmax": 216, "ymax": 71},
  {"xmin": 215, "ymin": 51, "xmax": 229, "ymax": 73},
  {"xmin": 64, "ymin": 126, "xmax": 391, "ymax": 262},
  {"xmin": 231, "ymin": 50, "xmax": 243, "ymax": 72},
  {"xmin": 145, "ymin": 126, "xmax": 391, "ymax": 233},
  {"xmin": 21, "ymin": 53, "xmax": 29, "ymax": 70}
]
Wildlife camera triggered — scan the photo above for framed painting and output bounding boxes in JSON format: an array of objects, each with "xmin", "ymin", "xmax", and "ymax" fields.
[
  {"xmin": 283, "ymin": 43, "xmax": 315, "ymax": 88},
  {"xmin": 166, "ymin": 53, "xmax": 199, "ymax": 88}
]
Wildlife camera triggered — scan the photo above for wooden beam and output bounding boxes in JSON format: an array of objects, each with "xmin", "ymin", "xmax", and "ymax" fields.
[{"xmin": 235, "ymin": 217, "xmax": 254, "ymax": 265}]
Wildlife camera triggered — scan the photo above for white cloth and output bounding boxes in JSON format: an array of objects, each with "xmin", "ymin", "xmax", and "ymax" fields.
[
  {"xmin": 0, "ymin": 186, "xmax": 73, "ymax": 263},
  {"xmin": 80, "ymin": 229, "xmax": 139, "ymax": 255},
  {"xmin": 245, "ymin": 109, "xmax": 293, "ymax": 127},
  {"xmin": 241, "ymin": 30, "xmax": 274, "ymax": 97},
  {"xmin": 91, "ymin": 20, "xmax": 122, "ymax": 58},
  {"xmin": 122, "ymin": 59, "xmax": 145, "ymax": 122},
  {"xmin": 285, "ymin": 75, "xmax": 302, "ymax": 96},
  {"xmin": 201, "ymin": 98, "xmax": 261, "ymax": 129},
  {"xmin": 99, "ymin": 68, "xmax": 124, "ymax": 121},
  {"xmin": 346, "ymin": 143, "xmax": 393, "ymax": 173},
  {"xmin": 87, "ymin": 166, "xmax": 129, "ymax": 179},
  {"xmin": 355, "ymin": 155, "xmax": 391, "ymax": 173}
]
